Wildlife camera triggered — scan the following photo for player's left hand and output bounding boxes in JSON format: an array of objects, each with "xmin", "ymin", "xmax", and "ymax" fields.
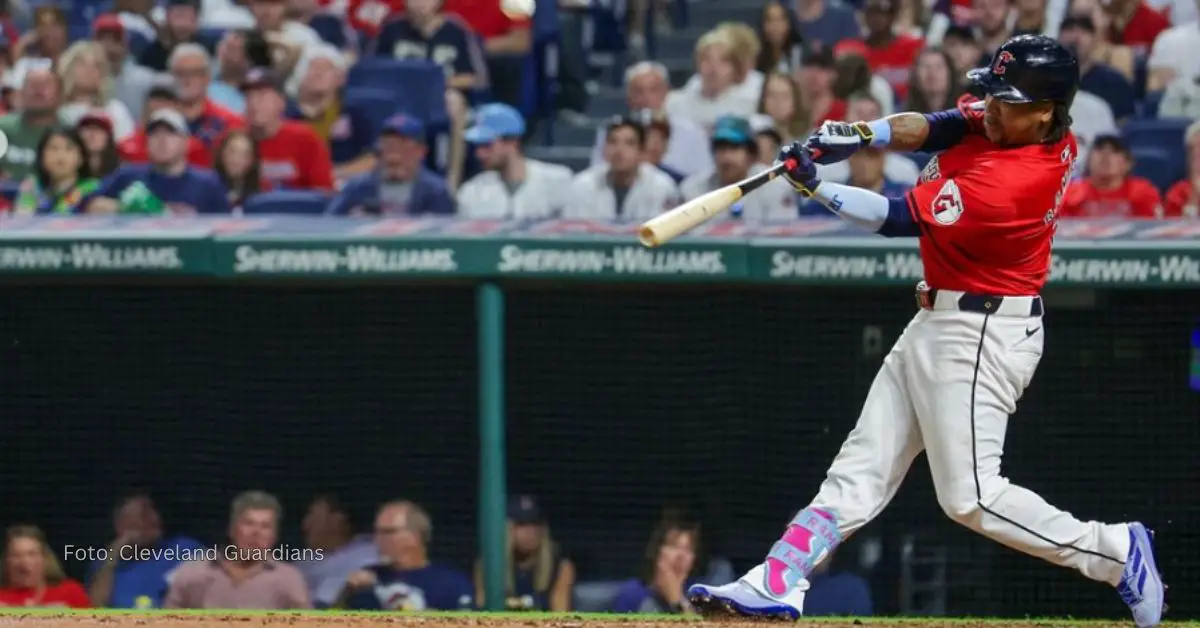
[
  {"xmin": 778, "ymin": 141, "xmax": 821, "ymax": 197},
  {"xmin": 806, "ymin": 120, "xmax": 875, "ymax": 164}
]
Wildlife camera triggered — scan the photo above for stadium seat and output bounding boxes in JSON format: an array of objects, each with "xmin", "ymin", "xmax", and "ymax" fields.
[
  {"xmin": 1140, "ymin": 91, "xmax": 1162, "ymax": 119},
  {"xmin": 1129, "ymin": 146, "xmax": 1176, "ymax": 194},
  {"xmin": 128, "ymin": 29, "xmax": 151, "ymax": 57},
  {"xmin": 309, "ymin": 13, "xmax": 356, "ymax": 51},
  {"xmin": 344, "ymin": 87, "xmax": 399, "ymax": 137},
  {"xmin": 243, "ymin": 190, "xmax": 333, "ymax": 216},
  {"xmin": 1123, "ymin": 118, "xmax": 1190, "ymax": 184},
  {"xmin": 347, "ymin": 58, "xmax": 448, "ymax": 128},
  {"xmin": 0, "ymin": 179, "xmax": 20, "ymax": 203},
  {"xmin": 900, "ymin": 152, "xmax": 933, "ymax": 172}
]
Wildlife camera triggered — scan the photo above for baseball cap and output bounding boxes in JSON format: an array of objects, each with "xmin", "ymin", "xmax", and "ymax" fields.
[
  {"xmin": 380, "ymin": 113, "xmax": 425, "ymax": 140},
  {"xmin": 146, "ymin": 109, "xmax": 190, "ymax": 135},
  {"xmin": 711, "ymin": 115, "xmax": 754, "ymax": 146},
  {"xmin": 507, "ymin": 495, "xmax": 544, "ymax": 524},
  {"xmin": 1092, "ymin": 134, "xmax": 1129, "ymax": 154},
  {"xmin": 239, "ymin": 67, "xmax": 284, "ymax": 93},
  {"xmin": 464, "ymin": 103, "xmax": 526, "ymax": 144},
  {"xmin": 77, "ymin": 109, "xmax": 114, "ymax": 134},
  {"xmin": 92, "ymin": 14, "xmax": 124, "ymax": 38},
  {"xmin": 800, "ymin": 44, "xmax": 835, "ymax": 68}
]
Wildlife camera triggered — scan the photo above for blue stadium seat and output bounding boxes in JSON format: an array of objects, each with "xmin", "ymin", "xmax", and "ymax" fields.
[
  {"xmin": 243, "ymin": 190, "xmax": 333, "ymax": 215},
  {"xmin": 344, "ymin": 87, "xmax": 399, "ymax": 137},
  {"xmin": 309, "ymin": 13, "xmax": 357, "ymax": 51},
  {"xmin": 197, "ymin": 27, "xmax": 226, "ymax": 49},
  {"xmin": 1140, "ymin": 91, "xmax": 1162, "ymax": 119},
  {"xmin": 900, "ymin": 152, "xmax": 933, "ymax": 171},
  {"xmin": 0, "ymin": 179, "xmax": 19, "ymax": 204},
  {"xmin": 346, "ymin": 58, "xmax": 448, "ymax": 128},
  {"xmin": 128, "ymin": 29, "xmax": 151, "ymax": 57},
  {"xmin": 1130, "ymin": 146, "xmax": 1176, "ymax": 194},
  {"xmin": 1123, "ymin": 118, "xmax": 1190, "ymax": 184}
]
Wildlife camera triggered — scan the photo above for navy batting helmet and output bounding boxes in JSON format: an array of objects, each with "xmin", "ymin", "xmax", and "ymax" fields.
[{"xmin": 966, "ymin": 35, "xmax": 1080, "ymax": 107}]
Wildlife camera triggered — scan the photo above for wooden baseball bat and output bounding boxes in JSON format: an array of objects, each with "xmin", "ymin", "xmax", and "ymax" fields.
[{"xmin": 638, "ymin": 152, "xmax": 816, "ymax": 247}]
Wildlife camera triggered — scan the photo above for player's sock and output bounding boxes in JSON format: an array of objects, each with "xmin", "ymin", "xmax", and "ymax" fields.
[{"xmin": 762, "ymin": 507, "xmax": 841, "ymax": 597}]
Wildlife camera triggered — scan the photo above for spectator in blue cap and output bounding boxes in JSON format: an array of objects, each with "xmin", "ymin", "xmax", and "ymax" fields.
[
  {"xmin": 680, "ymin": 115, "xmax": 797, "ymax": 222},
  {"xmin": 457, "ymin": 103, "xmax": 573, "ymax": 220},
  {"xmin": 326, "ymin": 114, "xmax": 455, "ymax": 216}
]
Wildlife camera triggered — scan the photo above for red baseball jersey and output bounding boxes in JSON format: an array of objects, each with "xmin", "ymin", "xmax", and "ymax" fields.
[
  {"xmin": 1163, "ymin": 179, "xmax": 1198, "ymax": 217},
  {"xmin": 0, "ymin": 580, "xmax": 91, "ymax": 608},
  {"xmin": 1109, "ymin": 3, "xmax": 1170, "ymax": 56},
  {"xmin": 864, "ymin": 35, "xmax": 925, "ymax": 101},
  {"xmin": 905, "ymin": 101, "xmax": 1077, "ymax": 295},
  {"xmin": 257, "ymin": 121, "xmax": 336, "ymax": 191},
  {"xmin": 1060, "ymin": 176, "xmax": 1163, "ymax": 218}
]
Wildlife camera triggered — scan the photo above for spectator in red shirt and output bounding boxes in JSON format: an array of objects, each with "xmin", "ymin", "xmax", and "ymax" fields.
[
  {"xmin": 1102, "ymin": 0, "xmax": 1169, "ymax": 56},
  {"xmin": 852, "ymin": 0, "xmax": 924, "ymax": 100},
  {"xmin": 1163, "ymin": 120, "xmax": 1200, "ymax": 218},
  {"xmin": 0, "ymin": 525, "xmax": 90, "ymax": 608},
  {"xmin": 1061, "ymin": 135, "xmax": 1164, "ymax": 218},
  {"xmin": 241, "ymin": 67, "xmax": 335, "ymax": 190},
  {"xmin": 442, "ymin": 0, "xmax": 531, "ymax": 107},
  {"xmin": 118, "ymin": 85, "xmax": 212, "ymax": 167},
  {"xmin": 322, "ymin": 0, "xmax": 406, "ymax": 38},
  {"xmin": 170, "ymin": 43, "xmax": 244, "ymax": 159}
]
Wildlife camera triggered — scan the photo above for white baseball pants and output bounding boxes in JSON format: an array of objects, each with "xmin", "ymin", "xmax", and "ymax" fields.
[{"xmin": 809, "ymin": 290, "xmax": 1130, "ymax": 585}]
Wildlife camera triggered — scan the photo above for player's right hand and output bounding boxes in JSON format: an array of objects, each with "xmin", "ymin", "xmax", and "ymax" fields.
[
  {"xmin": 777, "ymin": 142, "xmax": 821, "ymax": 198},
  {"xmin": 806, "ymin": 120, "xmax": 875, "ymax": 164}
]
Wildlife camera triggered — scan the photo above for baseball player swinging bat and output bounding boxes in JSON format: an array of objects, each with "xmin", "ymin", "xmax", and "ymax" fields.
[
  {"xmin": 637, "ymin": 151, "xmax": 820, "ymax": 247},
  {"xmin": 681, "ymin": 34, "xmax": 1166, "ymax": 628}
]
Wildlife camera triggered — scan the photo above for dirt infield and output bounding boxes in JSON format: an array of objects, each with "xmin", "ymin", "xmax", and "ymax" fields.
[{"xmin": 0, "ymin": 614, "xmax": 1165, "ymax": 628}]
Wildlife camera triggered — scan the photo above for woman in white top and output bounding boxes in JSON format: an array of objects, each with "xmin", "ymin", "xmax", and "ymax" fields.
[
  {"xmin": 665, "ymin": 27, "xmax": 762, "ymax": 131},
  {"xmin": 55, "ymin": 41, "xmax": 136, "ymax": 141}
]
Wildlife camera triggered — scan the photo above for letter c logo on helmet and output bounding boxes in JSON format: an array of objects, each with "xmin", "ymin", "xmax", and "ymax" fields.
[{"xmin": 992, "ymin": 51, "xmax": 1015, "ymax": 75}]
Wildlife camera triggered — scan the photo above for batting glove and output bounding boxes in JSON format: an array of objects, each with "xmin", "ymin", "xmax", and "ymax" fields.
[
  {"xmin": 777, "ymin": 141, "xmax": 821, "ymax": 198},
  {"xmin": 806, "ymin": 120, "xmax": 875, "ymax": 164}
]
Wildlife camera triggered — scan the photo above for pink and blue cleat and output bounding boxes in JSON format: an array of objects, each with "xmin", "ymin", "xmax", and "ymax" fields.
[{"xmin": 687, "ymin": 508, "xmax": 841, "ymax": 620}]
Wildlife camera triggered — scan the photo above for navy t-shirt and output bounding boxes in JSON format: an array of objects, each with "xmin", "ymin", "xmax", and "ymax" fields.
[
  {"xmin": 344, "ymin": 564, "xmax": 474, "ymax": 611},
  {"xmin": 83, "ymin": 165, "xmax": 231, "ymax": 214},
  {"xmin": 371, "ymin": 16, "xmax": 482, "ymax": 81}
]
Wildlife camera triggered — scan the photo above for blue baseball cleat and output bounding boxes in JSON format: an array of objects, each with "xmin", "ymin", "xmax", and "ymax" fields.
[
  {"xmin": 1118, "ymin": 522, "xmax": 1166, "ymax": 628},
  {"xmin": 686, "ymin": 564, "xmax": 805, "ymax": 620}
]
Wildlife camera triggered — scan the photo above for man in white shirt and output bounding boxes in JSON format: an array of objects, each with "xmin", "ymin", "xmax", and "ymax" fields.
[
  {"xmin": 680, "ymin": 116, "xmax": 797, "ymax": 222},
  {"xmin": 1069, "ymin": 90, "xmax": 1118, "ymax": 178},
  {"xmin": 568, "ymin": 116, "xmax": 682, "ymax": 220},
  {"xmin": 589, "ymin": 62, "xmax": 712, "ymax": 176},
  {"xmin": 1146, "ymin": 21, "xmax": 1200, "ymax": 93},
  {"xmin": 457, "ymin": 103, "xmax": 574, "ymax": 219}
]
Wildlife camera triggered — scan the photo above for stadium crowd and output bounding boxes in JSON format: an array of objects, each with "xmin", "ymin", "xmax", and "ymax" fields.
[
  {"xmin": 0, "ymin": 0, "xmax": 1193, "ymax": 219},
  {"xmin": 0, "ymin": 493, "xmax": 872, "ymax": 613}
]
